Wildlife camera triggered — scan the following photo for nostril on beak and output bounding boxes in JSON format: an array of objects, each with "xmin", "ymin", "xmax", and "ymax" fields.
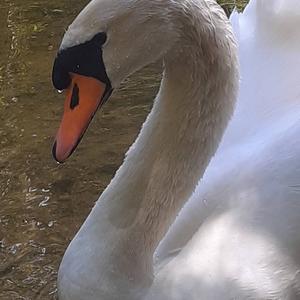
[{"xmin": 70, "ymin": 84, "xmax": 80, "ymax": 110}]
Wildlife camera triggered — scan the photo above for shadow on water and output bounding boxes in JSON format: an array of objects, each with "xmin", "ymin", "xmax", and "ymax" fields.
[{"xmin": 0, "ymin": 0, "xmax": 160, "ymax": 298}]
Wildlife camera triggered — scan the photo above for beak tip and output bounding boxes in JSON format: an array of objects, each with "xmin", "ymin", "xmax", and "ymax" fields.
[{"xmin": 52, "ymin": 140, "xmax": 66, "ymax": 164}]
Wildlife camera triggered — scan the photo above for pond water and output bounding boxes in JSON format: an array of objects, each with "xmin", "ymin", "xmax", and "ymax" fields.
[{"xmin": 0, "ymin": 1, "xmax": 160, "ymax": 298}]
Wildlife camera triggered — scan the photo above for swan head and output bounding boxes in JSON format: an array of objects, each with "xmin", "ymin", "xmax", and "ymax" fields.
[{"xmin": 52, "ymin": 0, "xmax": 179, "ymax": 163}]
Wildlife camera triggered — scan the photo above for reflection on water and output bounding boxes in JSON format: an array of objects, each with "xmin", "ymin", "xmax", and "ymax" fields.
[{"xmin": 0, "ymin": 0, "xmax": 160, "ymax": 298}]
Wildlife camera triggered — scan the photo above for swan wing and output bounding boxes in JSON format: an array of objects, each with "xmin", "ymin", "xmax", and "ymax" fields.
[{"xmin": 152, "ymin": 1, "xmax": 300, "ymax": 298}]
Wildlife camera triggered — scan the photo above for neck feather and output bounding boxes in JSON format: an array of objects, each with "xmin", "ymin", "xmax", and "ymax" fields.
[
  {"xmin": 95, "ymin": 0, "xmax": 238, "ymax": 277},
  {"xmin": 61, "ymin": 1, "xmax": 239, "ymax": 297}
]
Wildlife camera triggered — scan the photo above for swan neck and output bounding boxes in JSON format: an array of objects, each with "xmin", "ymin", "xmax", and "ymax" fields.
[
  {"xmin": 100, "ymin": 4, "xmax": 238, "ymax": 260},
  {"xmin": 58, "ymin": 2, "xmax": 239, "ymax": 298}
]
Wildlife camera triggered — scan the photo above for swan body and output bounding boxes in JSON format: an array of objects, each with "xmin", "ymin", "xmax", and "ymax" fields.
[
  {"xmin": 52, "ymin": 0, "xmax": 300, "ymax": 299},
  {"xmin": 154, "ymin": 1, "xmax": 300, "ymax": 298}
]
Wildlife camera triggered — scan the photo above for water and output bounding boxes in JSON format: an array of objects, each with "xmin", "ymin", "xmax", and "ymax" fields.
[{"xmin": 0, "ymin": 1, "xmax": 160, "ymax": 298}]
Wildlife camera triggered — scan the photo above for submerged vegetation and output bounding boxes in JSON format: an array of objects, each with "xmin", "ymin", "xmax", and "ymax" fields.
[{"xmin": 218, "ymin": 0, "xmax": 250, "ymax": 15}]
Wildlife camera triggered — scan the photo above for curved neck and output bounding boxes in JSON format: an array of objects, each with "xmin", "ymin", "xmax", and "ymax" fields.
[
  {"xmin": 73, "ymin": 1, "xmax": 238, "ymax": 297},
  {"xmin": 91, "ymin": 0, "xmax": 238, "ymax": 276}
]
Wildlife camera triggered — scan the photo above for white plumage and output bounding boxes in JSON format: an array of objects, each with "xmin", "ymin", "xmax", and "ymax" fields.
[{"xmin": 57, "ymin": 0, "xmax": 300, "ymax": 299}]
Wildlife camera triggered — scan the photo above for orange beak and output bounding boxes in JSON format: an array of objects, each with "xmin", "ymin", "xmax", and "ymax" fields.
[{"xmin": 52, "ymin": 73, "xmax": 110, "ymax": 163}]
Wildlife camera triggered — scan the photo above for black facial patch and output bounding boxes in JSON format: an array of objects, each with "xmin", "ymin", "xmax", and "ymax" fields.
[
  {"xmin": 52, "ymin": 32, "xmax": 111, "ymax": 91},
  {"xmin": 70, "ymin": 84, "xmax": 79, "ymax": 109}
]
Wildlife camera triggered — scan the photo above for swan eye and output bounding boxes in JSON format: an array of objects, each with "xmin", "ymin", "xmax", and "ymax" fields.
[
  {"xmin": 93, "ymin": 32, "xmax": 107, "ymax": 46},
  {"xmin": 52, "ymin": 32, "xmax": 111, "ymax": 91}
]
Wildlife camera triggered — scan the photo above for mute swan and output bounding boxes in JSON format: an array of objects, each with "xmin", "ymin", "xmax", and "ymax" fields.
[{"xmin": 51, "ymin": 0, "xmax": 300, "ymax": 299}]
